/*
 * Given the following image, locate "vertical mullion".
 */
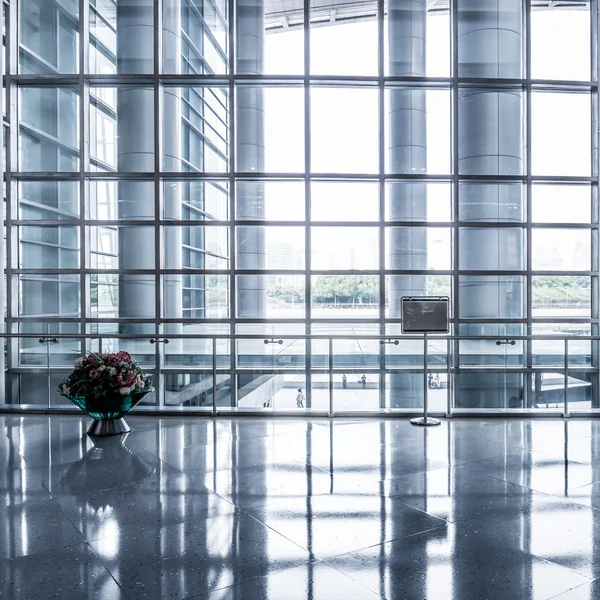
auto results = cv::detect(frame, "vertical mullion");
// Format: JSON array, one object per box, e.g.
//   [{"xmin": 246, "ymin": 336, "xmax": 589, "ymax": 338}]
[
  {"xmin": 79, "ymin": 0, "xmax": 89, "ymax": 353},
  {"xmin": 155, "ymin": 0, "xmax": 164, "ymax": 407},
  {"xmin": 5, "ymin": 0, "xmax": 17, "ymax": 371},
  {"xmin": 304, "ymin": 0, "xmax": 311, "ymax": 407},
  {"xmin": 525, "ymin": 0, "xmax": 533, "ymax": 407},
  {"xmin": 591, "ymin": 0, "xmax": 599, "ymax": 406},
  {"xmin": 451, "ymin": 0, "xmax": 459, "ymax": 408},
  {"xmin": 0, "ymin": 0, "xmax": 6, "ymax": 398},
  {"xmin": 377, "ymin": 0, "xmax": 385, "ymax": 409},
  {"xmin": 228, "ymin": 0, "xmax": 237, "ymax": 408}
]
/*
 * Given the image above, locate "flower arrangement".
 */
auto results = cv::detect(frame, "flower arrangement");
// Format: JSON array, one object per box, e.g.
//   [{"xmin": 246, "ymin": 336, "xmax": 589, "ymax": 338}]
[{"xmin": 59, "ymin": 351, "xmax": 153, "ymax": 400}]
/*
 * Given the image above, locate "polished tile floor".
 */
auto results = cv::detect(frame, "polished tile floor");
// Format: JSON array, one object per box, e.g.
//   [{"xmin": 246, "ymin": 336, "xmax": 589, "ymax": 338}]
[{"xmin": 3, "ymin": 416, "xmax": 600, "ymax": 599}]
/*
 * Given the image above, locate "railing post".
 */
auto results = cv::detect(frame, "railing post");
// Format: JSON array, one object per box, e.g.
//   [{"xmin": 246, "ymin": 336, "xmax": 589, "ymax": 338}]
[
  {"xmin": 328, "ymin": 338, "xmax": 334, "ymax": 417},
  {"xmin": 212, "ymin": 337, "xmax": 217, "ymax": 416},
  {"xmin": 564, "ymin": 338, "xmax": 570, "ymax": 417},
  {"xmin": 446, "ymin": 337, "xmax": 452, "ymax": 417}
]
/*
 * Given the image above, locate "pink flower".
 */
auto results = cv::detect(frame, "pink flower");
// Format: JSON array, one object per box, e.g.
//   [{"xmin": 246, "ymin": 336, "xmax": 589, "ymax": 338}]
[
  {"xmin": 119, "ymin": 387, "xmax": 131, "ymax": 395},
  {"xmin": 89, "ymin": 369, "xmax": 100, "ymax": 379}
]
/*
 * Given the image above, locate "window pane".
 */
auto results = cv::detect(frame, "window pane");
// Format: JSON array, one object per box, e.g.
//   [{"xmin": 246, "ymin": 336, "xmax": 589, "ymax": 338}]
[
  {"xmin": 264, "ymin": 16, "xmax": 303, "ymax": 75},
  {"xmin": 457, "ymin": 0, "xmax": 523, "ymax": 78},
  {"xmin": 89, "ymin": 226, "xmax": 155, "ymax": 270},
  {"xmin": 311, "ymin": 87, "xmax": 378, "ymax": 174},
  {"xmin": 169, "ymin": 0, "xmax": 227, "ymax": 74},
  {"xmin": 311, "ymin": 275, "xmax": 379, "ymax": 319},
  {"xmin": 384, "ymin": 2, "xmax": 450, "ymax": 78},
  {"xmin": 532, "ymin": 229, "xmax": 590, "ymax": 271},
  {"xmin": 531, "ymin": 4, "xmax": 591, "ymax": 81},
  {"xmin": 312, "ymin": 182, "xmax": 378, "ymax": 222},
  {"xmin": 386, "ymin": 227, "xmax": 451, "ymax": 270},
  {"xmin": 19, "ymin": 181, "xmax": 79, "ymax": 220},
  {"xmin": 236, "ymin": 226, "xmax": 304, "ymax": 270},
  {"xmin": 19, "ymin": 87, "xmax": 79, "ymax": 172},
  {"xmin": 532, "ymin": 185, "xmax": 591, "ymax": 224},
  {"xmin": 458, "ymin": 87, "xmax": 523, "ymax": 176},
  {"xmin": 459, "ymin": 182, "xmax": 525, "ymax": 223},
  {"xmin": 532, "ymin": 92, "xmax": 591, "ymax": 177},
  {"xmin": 90, "ymin": 86, "xmax": 154, "ymax": 173},
  {"xmin": 19, "ymin": 226, "xmax": 79, "ymax": 269},
  {"xmin": 19, "ymin": 274, "xmax": 80, "ymax": 317},
  {"xmin": 459, "ymin": 228, "xmax": 525, "ymax": 270},
  {"xmin": 459, "ymin": 276, "xmax": 524, "ymax": 319},
  {"xmin": 19, "ymin": 0, "xmax": 78, "ymax": 74},
  {"xmin": 236, "ymin": 275, "xmax": 305, "ymax": 318},
  {"xmin": 386, "ymin": 88, "xmax": 451, "ymax": 175},
  {"xmin": 236, "ymin": 181, "xmax": 303, "ymax": 221},
  {"xmin": 164, "ymin": 274, "xmax": 229, "ymax": 319},
  {"xmin": 532, "ymin": 276, "xmax": 591, "ymax": 318},
  {"xmin": 311, "ymin": 17, "xmax": 377, "ymax": 76},
  {"xmin": 385, "ymin": 275, "xmax": 451, "ymax": 318},
  {"xmin": 90, "ymin": 0, "xmax": 153, "ymax": 74},
  {"xmin": 168, "ymin": 226, "xmax": 230, "ymax": 270},
  {"xmin": 312, "ymin": 227, "xmax": 379, "ymax": 270},
  {"xmin": 91, "ymin": 181, "xmax": 155, "ymax": 220},
  {"xmin": 386, "ymin": 182, "xmax": 452, "ymax": 223},
  {"xmin": 236, "ymin": 87, "xmax": 303, "ymax": 173},
  {"xmin": 163, "ymin": 86, "xmax": 228, "ymax": 172}
]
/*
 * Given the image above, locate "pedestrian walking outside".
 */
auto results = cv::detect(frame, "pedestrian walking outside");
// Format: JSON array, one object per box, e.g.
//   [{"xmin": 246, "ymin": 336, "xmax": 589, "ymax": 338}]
[
  {"xmin": 296, "ymin": 388, "xmax": 305, "ymax": 408},
  {"xmin": 360, "ymin": 375, "xmax": 367, "ymax": 389},
  {"xmin": 342, "ymin": 375, "xmax": 347, "ymax": 389}
]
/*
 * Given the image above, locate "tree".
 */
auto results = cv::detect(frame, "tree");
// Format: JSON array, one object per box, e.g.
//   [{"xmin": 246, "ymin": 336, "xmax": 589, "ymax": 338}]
[{"xmin": 312, "ymin": 275, "xmax": 378, "ymax": 304}]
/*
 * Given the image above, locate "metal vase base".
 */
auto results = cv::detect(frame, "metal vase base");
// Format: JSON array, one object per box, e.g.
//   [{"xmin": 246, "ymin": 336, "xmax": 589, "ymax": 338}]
[
  {"xmin": 410, "ymin": 417, "xmax": 441, "ymax": 427},
  {"xmin": 87, "ymin": 418, "xmax": 131, "ymax": 436}
]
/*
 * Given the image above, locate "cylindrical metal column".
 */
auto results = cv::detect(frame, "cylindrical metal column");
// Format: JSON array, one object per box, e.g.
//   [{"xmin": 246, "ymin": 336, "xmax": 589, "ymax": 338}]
[
  {"xmin": 236, "ymin": 0, "xmax": 266, "ymax": 319},
  {"xmin": 117, "ymin": 0, "xmax": 156, "ymax": 334},
  {"xmin": 457, "ymin": 0, "xmax": 524, "ymax": 408},
  {"xmin": 387, "ymin": 0, "xmax": 427, "ymax": 408}
]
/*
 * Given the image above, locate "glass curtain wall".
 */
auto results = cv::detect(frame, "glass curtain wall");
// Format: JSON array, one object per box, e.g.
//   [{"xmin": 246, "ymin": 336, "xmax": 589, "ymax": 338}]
[{"xmin": 2, "ymin": 0, "xmax": 598, "ymax": 411}]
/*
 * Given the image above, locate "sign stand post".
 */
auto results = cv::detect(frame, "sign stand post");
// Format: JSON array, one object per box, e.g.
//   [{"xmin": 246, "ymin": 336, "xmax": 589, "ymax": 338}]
[{"xmin": 411, "ymin": 331, "xmax": 441, "ymax": 427}]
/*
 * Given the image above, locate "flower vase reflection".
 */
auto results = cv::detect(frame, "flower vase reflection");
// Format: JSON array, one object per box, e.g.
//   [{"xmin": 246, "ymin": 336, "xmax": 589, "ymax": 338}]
[{"xmin": 60, "ymin": 434, "xmax": 156, "ymax": 510}]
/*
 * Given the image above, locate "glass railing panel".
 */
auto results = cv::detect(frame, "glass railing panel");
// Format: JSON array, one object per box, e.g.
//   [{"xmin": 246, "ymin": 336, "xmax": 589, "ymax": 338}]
[
  {"xmin": 532, "ymin": 370, "xmax": 565, "ymax": 410},
  {"xmin": 454, "ymin": 370, "xmax": 526, "ymax": 411},
  {"xmin": 335, "ymin": 372, "xmax": 380, "ymax": 412},
  {"xmin": 310, "ymin": 373, "xmax": 330, "ymax": 411},
  {"xmin": 164, "ymin": 337, "xmax": 212, "ymax": 368},
  {"xmin": 566, "ymin": 369, "xmax": 596, "ymax": 412},
  {"xmin": 49, "ymin": 336, "xmax": 85, "ymax": 408},
  {"xmin": 383, "ymin": 371, "xmax": 424, "ymax": 411},
  {"xmin": 233, "ymin": 371, "xmax": 276, "ymax": 412},
  {"xmin": 272, "ymin": 373, "xmax": 308, "ymax": 411},
  {"xmin": 163, "ymin": 371, "xmax": 215, "ymax": 410},
  {"xmin": 457, "ymin": 324, "xmax": 525, "ymax": 368}
]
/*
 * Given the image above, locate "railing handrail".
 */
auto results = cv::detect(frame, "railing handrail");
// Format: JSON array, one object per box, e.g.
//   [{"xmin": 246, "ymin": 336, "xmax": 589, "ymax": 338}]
[{"xmin": 3, "ymin": 333, "xmax": 599, "ymax": 341}]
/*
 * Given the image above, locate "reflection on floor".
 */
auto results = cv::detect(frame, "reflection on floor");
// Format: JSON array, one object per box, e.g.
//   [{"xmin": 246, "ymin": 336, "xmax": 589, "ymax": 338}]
[{"xmin": 2, "ymin": 416, "xmax": 600, "ymax": 599}]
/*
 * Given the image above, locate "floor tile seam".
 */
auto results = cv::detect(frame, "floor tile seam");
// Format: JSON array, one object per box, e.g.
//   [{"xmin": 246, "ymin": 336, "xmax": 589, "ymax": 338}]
[
  {"xmin": 76, "ymin": 497, "xmax": 241, "ymax": 545},
  {"xmin": 481, "ymin": 470, "xmax": 600, "ymax": 498},
  {"xmin": 440, "ymin": 516, "xmax": 600, "ymax": 575},
  {"xmin": 317, "ymin": 523, "xmax": 451, "ymax": 565},
  {"xmin": 546, "ymin": 579, "xmax": 600, "ymax": 600},
  {"xmin": 188, "ymin": 458, "xmax": 332, "ymax": 478},
  {"xmin": 239, "ymin": 509, "xmax": 326, "ymax": 560},
  {"xmin": 83, "ymin": 540, "xmax": 134, "ymax": 600},
  {"xmin": 525, "ymin": 553, "xmax": 595, "ymax": 583},
  {"xmin": 178, "ymin": 559, "xmax": 348, "ymax": 600}
]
